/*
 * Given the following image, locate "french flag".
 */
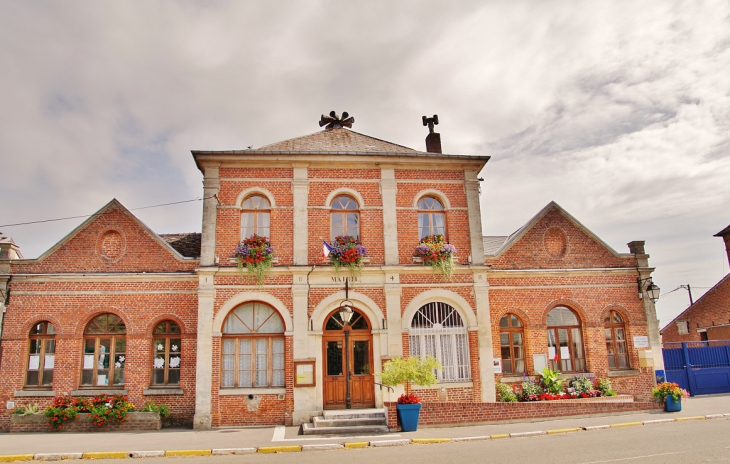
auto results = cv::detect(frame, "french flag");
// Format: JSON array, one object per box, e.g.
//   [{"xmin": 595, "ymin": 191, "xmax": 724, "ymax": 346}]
[{"xmin": 322, "ymin": 240, "xmax": 332, "ymax": 259}]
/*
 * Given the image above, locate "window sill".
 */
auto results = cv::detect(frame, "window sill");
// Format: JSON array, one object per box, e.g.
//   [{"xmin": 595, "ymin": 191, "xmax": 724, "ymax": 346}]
[
  {"xmin": 412, "ymin": 256, "xmax": 459, "ymax": 264},
  {"xmin": 143, "ymin": 388, "xmax": 184, "ymax": 396},
  {"xmin": 227, "ymin": 257, "xmax": 280, "ymax": 265},
  {"xmin": 71, "ymin": 389, "xmax": 128, "ymax": 396},
  {"xmin": 219, "ymin": 388, "xmax": 286, "ymax": 396},
  {"xmin": 607, "ymin": 369, "xmax": 641, "ymax": 378},
  {"xmin": 15, "ymin": 390, "xmax": 56, "ymax": 397},
  {"xmin": 499, "ymin": 376, "xmax": 527, "ymax": 383}
]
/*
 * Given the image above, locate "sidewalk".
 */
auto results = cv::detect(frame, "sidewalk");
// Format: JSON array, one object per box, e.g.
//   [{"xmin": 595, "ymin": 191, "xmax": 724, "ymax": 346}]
[{"xmin": 1, "ymin": 394, "xmax": 729, "ymax": 459}]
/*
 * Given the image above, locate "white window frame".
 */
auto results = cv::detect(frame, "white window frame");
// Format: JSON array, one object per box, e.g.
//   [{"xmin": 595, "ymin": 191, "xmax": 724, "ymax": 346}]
[{"xmin": 409, "ymin": 302, "xmax": 471, "ymax": 382}]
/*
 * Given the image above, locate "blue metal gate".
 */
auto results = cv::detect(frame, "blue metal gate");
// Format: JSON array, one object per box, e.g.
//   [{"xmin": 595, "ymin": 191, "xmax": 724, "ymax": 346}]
[{"xmin": 662, "ymin": 341, "xmax": 730, "ymax": 396}]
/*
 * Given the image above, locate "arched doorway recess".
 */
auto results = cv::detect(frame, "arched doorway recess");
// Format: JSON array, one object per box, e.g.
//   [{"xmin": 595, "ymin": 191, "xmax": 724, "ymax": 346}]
[{"xmin": 322, "ymin": 308, "xmax": 375, "ymax": 409}]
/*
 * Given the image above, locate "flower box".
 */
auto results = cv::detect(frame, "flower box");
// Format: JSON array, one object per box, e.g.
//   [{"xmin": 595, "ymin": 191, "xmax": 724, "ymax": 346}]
[{"xmin": 9, "ymin": 412, "xmax": 161, "ymax": 433}]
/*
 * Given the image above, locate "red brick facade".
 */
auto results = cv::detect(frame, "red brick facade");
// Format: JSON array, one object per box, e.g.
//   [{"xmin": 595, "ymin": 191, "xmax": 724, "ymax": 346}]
[{"xmin": 0, "ymin": 126, "xmax": 661, "ymax": 431}]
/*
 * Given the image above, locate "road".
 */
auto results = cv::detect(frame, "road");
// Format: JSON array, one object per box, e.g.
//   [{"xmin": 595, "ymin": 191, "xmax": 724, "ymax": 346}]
[{"xmin": 84, "ymin": 419, "xmax": 730, "ymax": 463}]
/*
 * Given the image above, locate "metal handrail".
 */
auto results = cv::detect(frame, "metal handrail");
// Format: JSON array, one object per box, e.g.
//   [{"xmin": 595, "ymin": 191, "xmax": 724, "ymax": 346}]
[{"xmin": 374, "ymin": 382, "xmax": 394, "ymax": 392}]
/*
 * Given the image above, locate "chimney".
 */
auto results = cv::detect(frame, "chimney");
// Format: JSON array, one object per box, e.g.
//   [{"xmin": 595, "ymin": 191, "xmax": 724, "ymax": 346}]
[
  {"xmin": 422, "ymin": 115, "xmax": 442, "ymax": 154},
  {"xmin": 713, "ymin": 225, "xmax": 730, "ymax": 267}
]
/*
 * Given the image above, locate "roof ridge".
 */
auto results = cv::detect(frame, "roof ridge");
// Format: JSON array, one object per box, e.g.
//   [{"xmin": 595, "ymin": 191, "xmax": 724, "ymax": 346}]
[{"xmin": 255, "ymin": 127, "xmax": 422, "ymax": 153}]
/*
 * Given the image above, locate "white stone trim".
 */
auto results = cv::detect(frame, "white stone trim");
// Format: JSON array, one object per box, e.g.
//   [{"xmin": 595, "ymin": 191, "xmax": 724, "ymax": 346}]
[
  {"xmin": 234, "ymin": 187, "xmax": 277, "ymax": 208},
  {"xmin": 310, "ymin": 291, "xmax": 385, "ymax": 331},
  {"xmin": 213, "ymin": 292, "xmax": 293, "ymax": 333},
  {"xmin": 324, "ymin": 188, "xmax": 366, "ymax": 208},
  {"xmin": 412, "ymin": 189, "xmax": 452, "ymax": 210},
  {"xmin": 401, "ymin": 289, "xmax": 477, "ymax": 330}
]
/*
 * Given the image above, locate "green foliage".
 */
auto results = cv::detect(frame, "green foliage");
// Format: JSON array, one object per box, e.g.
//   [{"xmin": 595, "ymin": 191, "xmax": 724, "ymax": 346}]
[
  {"xmin": 652, "ymin": 382, "xmax": 689, "ymax": 402},
  {"xmin": 141, "ymin": 401, "xmax": 171, "ymax": 418},
  {"xmin": 595, "ymin": 378, "xmax": 616, "ymax": 396},
  {"xmin": 570, "ymin": 376, "xmax": 594, "ymax": 394},
  {"xmin": 521, "ymin": 378, "xmax": 543, "ymax": 396},
  {"xmin": 540, "ymin": 367, "xmax": 564, "ymax": 394},
  {"xmin": 379, "ymin": 356, "xmax": 441, "ymax": 395},
  {"xmin": 496, "ymin": 383, "xmax": 518, "ymax": 402},
  {"xmin": 43, "ymin": 394, "xmax": 134, "ymax": 431}
]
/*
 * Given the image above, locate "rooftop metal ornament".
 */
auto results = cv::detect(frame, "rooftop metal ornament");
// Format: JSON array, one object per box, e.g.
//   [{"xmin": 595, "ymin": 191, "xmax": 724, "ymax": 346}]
[
  {"xmin": 319, "ymin": 111, "xmax": 354, "ymax": 129},
  {"xmin": 422, "ymin": 114, "xmax": 439, "ymax": 134}
]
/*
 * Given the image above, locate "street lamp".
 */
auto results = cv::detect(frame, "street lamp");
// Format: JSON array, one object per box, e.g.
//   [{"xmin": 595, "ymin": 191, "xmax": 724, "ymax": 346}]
[
  {"xmin": 638, "ymin": 277, "xmax": 661, "ymax": 303},
  {"xmin": 339, "ymin": 278, "xmax": 354, "ymax": 408}
]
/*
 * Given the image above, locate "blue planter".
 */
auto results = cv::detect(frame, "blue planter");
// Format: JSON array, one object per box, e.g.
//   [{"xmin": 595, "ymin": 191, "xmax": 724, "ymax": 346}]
[
  {"xmin": 665, "ymin": 395, "xmax": 681, "ymax": 412},
  {"xmin": 396, "ymin": 403, "xmax": 422, "ymax": 432}
]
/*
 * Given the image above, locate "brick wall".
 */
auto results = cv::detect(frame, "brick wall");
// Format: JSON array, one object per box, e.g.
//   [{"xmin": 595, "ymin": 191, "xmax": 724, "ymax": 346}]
[
  {"xmin": 8, "ymin": 412, "xmax": 161, "ymax": 433},
  {"xmin": 661, "ymin": 275, "xmax": 730, "ymax": 343},
  {"xmin": 384, "ymin": 400, "xmax": 663, "ymax": 429}
]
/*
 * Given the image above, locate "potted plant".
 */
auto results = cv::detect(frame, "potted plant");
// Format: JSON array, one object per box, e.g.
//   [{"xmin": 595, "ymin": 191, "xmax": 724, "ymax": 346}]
[
  {"xmin": 652, "ymin": 382, "xmax": 689, "ymax": 412},
  {"xmin": 379, "ymin": 356, "xmax": 441, "ymax": 431},
  {"xmin": 414, "ymin": 235, "xmax": 456, "ymax": 280},
  {"xmin": 329, "ymin": 235, "xmax": 367, "ymax": 279},
  {"xmin": 234, "ymin": 234, "xmax": 274, "ymax": 286}
]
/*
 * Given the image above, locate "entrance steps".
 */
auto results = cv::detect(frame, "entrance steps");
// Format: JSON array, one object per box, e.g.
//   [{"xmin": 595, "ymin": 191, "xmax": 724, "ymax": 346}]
[{"xmin": 301, "ymin": 408, "xmax": 389, "ymax": 435}]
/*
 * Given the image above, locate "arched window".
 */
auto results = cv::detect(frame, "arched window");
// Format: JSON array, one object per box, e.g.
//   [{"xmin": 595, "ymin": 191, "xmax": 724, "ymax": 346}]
[
  {"xmin": 222, "ymin": 302, "xmax": 285, "ymax": 388},
  {"xmin": 241, "ymin": 195, "xmax": 271, "ymax": 239},
  {"xmin": 409, "ymin": 302, "xmax": 471, "ymax": 381},
  {"xmin": 605, "ymin": 310, "xmax": 629, "ymax": 369},
  {"xmin": 81, "ymin": 314, "xmax": 126, "ymax": 387},
  {"xmin": 26, "ymin": 321, "xmax": 55, "ymax": 388},
  {"xmin": 417, "ymin": 196, "xmax": 446, "ymax": 239},
  {"xmin": 547, "ymin": 306, "xmax": 585, "ymax": 372},
  {"xmin": 330, "ymin": 195, "xmax": 359, "ymax": 241},
  {"xmin": 499, "ymin": 314, "xmax": 524, "ymax": 375},
  {"xmin": 152, "ymin": 321, "xmax": 182, "ymax": 386}
]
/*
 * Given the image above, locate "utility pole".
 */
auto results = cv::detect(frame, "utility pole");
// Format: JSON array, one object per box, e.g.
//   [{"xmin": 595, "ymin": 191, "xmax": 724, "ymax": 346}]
[{"xmin": 680, "ymin": 284, "xmax": 694, "ymax": 306}]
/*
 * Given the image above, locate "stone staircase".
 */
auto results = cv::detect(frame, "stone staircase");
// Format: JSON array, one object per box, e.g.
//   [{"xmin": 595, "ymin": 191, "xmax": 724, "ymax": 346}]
[{"xmin": 301, "ymin": 408, "xmax": 389, "ymax": 435}]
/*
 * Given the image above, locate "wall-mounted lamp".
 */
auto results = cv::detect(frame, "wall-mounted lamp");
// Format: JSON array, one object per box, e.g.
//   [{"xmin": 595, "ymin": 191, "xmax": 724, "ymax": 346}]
[{"xmin": 637, "ymin": 277, "xmax": 661, "ymax": 303}]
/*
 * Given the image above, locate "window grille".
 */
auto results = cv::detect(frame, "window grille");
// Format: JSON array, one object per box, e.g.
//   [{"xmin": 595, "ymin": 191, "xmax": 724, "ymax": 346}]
[{"xmin": 409, "ymin": 302, "xmax": 471, "ymax": 382}]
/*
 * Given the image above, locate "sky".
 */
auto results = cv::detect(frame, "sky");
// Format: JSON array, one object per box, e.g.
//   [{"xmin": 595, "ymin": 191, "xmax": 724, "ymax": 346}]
[{"xmin": 1, "ymin": 1, "xmax": 728, "ymax": 327}]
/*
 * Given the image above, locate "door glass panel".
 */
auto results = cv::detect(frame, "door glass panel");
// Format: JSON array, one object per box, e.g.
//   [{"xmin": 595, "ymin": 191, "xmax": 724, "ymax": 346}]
[
  {"xmin": 513, "ymin": 332, "xmax": 523, "ymax": 345},
  {"xmin": 327, "ymin": 341, "xmax": 343, "ymax": 376},
  {"xmin": 353, "ymin": 341, "xmax": 370, "ymax": 375}
]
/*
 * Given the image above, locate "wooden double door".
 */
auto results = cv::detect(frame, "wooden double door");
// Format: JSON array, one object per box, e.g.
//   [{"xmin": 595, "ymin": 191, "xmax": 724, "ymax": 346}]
[{"xmin": 322, "ymin": 309, "xmax": 374, "ymax": 409}]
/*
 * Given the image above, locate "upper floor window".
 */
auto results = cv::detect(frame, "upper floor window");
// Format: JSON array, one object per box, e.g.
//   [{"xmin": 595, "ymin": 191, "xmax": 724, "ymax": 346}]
[
  {"xmin": 152, "ymin": 321, "xmax": 182, "ymax": 386},
  {"xmin": 409, "ymin": 302, "xmax": 471, "ymax": 382},
  {"xmin": 330, "ymin": 195, "xmax": 359, "ymax": 241},
  {"xmin": 241, "ymin": 195, "xmax": 271, "ymax": 239},
  {"xmin": 417, "ymin": 196, "xmax": 445, "ymax": 239},
  {"xmin": 26, "ymin": 321, "xmax": 55, "ymax": 388},
  {"xmin": 499, "ymin": 314, "xmax": 525, "ymax": 375},
  {"xmin": 547, "ymin": 306, "xmax": 585, "ymax": 373},
  {"xmin": 604, "ymin": 311, "xmax": 629, "ymax": 369},
  {"xmin": 81, "ymin": 313, "xmax": 126, "ymax": 387},
  {"xmin": 221, "ymin": 302, "xmax": 285, "ymax": 388}
]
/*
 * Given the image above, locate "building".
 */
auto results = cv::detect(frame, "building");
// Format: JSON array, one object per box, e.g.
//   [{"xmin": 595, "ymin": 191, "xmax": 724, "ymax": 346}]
[
  {"xmin": 660, "ymin": 225, "xmax": 730, "ymax": 342},
  {"xmin": 0, "ymin": 113, "xmax": 663, "ymax": 430}
]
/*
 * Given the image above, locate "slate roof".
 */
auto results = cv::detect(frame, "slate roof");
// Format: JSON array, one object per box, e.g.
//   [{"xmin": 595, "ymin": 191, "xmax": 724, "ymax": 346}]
[
  {"xmin": 714, "ymin": 225, "xmax": 730, "ymax": 237},
  {"xmin": 159, "ymin": 233, "xmax": 202, "ymax": 259},
  {"xmin": 255, "ymin": 128, "xmax": 421, "ymax": 153},
  {"xmin": 482, "ymin": 236, "xmax": 508, "ymax": 255}
]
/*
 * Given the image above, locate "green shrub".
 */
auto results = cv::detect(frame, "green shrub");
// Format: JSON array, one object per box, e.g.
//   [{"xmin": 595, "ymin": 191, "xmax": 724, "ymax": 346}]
[
  {"xmin": 595, "ymin": 378, "xmax": 616, "ymax": 396},
  {"xmin": 540, "ymin": 367, "xmax": 564, "ymax": 394},
  {"xmin": 570, "ymin": 376, "xmax": 593, "ymax": 394},
  {"xmin": 521, "ymin": 378, "xmax": 543, "ymax": 396},
  {"xmin": 141, "ymin": 402, "xmax": 171, "ymax": 418},
  {"xmin": 496, "ymin": 383, "xmax": 518, "ymax": 402}
]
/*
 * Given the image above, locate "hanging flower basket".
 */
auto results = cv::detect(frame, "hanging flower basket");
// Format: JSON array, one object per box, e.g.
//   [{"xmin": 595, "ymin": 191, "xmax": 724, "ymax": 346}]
[
  {"xmin": 233, "ymin": 235, "xmax": 274, "ymax": 286},
  {"xmin": 414, "ymin": 235, "xmax": 456, "ymax": 280},
  {"xmin": 329, "ymin": 235, "xmax": 367, "ymax": 279}
]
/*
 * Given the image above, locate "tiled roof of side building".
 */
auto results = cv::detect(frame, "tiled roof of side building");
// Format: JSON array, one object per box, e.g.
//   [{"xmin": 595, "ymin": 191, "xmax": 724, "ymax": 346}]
[
  {"xmin": 255, "ymin": 128, "xmax": 422, "ymax": 153},
  {"xmin": 483, "ymin": 236, "xmax": 509, "ymax": 255},
  {"xmin": 159, "ymin": 233, "xmax": 201, "ymax": 259},
  {"xmin": 714, "ymin": 225, "xmax": 730, "ymax": 237}
]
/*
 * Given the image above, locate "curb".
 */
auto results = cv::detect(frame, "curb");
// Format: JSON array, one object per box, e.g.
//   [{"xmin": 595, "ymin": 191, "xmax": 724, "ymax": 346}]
[{"xmin": 0, "ymin": 413, "xmax": 725, "ymax": 462}]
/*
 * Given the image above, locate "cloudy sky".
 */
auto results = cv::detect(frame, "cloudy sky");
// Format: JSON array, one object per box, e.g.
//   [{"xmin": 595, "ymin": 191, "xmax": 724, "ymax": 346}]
[{"xmin": 1, "ymin": 1, "xmax": 728, "ymax": 326}]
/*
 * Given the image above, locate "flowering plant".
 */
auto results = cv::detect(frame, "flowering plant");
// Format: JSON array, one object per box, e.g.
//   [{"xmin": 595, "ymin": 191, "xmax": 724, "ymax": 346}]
[
  {"xmin": 397, "ymin": 393, "xmax": 422, "ymax": 404},
  {"xmin": 652, "ymin": 382, "xmax": 689, "ymax": 403},
  {"xmin": 329, "ymin": 235, "xmax": 367, "ymax": 279},
  {"xmin": 414, "ymin": 235, "xmax": 456, "ymax": 280},
  {"xmin": 234, "ymin": 234, "xmax": 274, "ymax": 286},
  {"xmin": 43, "ymin": 394, "xmax": 133, "ymax": 430}
]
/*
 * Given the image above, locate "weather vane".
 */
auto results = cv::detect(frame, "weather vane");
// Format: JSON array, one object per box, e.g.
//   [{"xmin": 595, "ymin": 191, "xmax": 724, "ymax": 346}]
[
  {"xmin": 422, "ymin": 114, "xmax": 439, "ymax": 134},
  {"xmin": 319, "ymin": 111, "xmax": 355, "ymax": 129}
]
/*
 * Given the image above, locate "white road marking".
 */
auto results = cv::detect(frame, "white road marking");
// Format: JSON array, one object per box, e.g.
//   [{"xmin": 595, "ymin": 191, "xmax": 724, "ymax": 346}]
[
  {"xmin": 271, "ymin": 425, "xmax": 399, "ymax": 442},
  {"xmin": 580, "ymin": 451, "xmax": 687, "ymax": 463}
]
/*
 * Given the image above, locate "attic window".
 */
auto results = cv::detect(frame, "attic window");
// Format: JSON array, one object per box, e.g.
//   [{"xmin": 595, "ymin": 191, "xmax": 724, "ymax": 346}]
[{"xmin": 676, "ymin": 320, "xmax": 689, "ymax": 335}]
